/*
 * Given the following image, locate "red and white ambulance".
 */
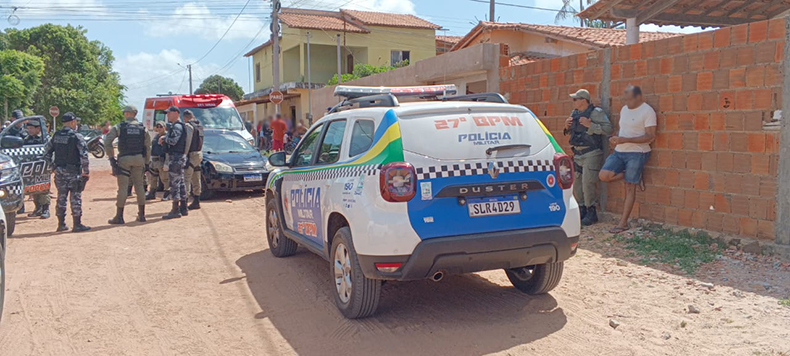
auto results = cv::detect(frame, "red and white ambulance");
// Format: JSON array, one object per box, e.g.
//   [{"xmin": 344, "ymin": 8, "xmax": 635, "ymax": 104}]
[{"xmin": 142, "ymin": 94, "xmax": 254, "ymax": 145}]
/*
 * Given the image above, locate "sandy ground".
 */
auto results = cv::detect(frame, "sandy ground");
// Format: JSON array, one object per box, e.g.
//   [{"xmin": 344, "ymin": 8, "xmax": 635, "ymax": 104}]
[{"xmin": 1, "ymin": 160, "xmax": 789, "ymax": 356}]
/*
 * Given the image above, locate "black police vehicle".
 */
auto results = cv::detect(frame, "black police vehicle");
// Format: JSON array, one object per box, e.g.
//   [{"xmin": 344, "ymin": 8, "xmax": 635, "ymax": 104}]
[
  {"xmin": 200, "ymin": 129, "xmax": 268, "ymax": 199},
  {"xmin": 0, "ymin": 116, "xmax": 51, "ymax": 235}
]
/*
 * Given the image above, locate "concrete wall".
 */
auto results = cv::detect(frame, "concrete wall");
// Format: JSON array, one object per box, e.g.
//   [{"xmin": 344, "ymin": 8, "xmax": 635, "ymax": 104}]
[
  {"xmin": 309, "ymin": 43, "xmax": 506, "ymax": 117},
  {"xmin": 501, "ymin": 19, "xmax": 785, "ymax": 242},
  {"xmin": 461, "ymin": 28, "xmax": 596, "ymax": 57}
]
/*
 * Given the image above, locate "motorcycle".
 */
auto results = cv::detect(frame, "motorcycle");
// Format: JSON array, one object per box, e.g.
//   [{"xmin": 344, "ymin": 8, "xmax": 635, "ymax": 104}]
[{"xmin": 86, "ymin": 135, "xmax": 105, "ymax": 159}]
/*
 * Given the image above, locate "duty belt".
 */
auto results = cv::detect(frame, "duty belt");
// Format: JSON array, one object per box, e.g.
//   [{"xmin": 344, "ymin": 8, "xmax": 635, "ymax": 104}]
[{"xmin": 572, "ymin": 146, "xmax": 599, "ymax": 156}]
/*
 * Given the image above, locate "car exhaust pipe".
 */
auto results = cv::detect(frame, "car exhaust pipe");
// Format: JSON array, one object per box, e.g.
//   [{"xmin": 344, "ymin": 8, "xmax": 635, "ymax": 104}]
[{"xmin": 431, "ymin": 271, "xmax": 444, "ymax": 282}]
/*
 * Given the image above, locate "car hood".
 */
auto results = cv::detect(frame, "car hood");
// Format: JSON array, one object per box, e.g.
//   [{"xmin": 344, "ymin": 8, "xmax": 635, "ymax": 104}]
[{"xmin": 203, "ymin": 151, "xmax": 268, "ymax": 169}]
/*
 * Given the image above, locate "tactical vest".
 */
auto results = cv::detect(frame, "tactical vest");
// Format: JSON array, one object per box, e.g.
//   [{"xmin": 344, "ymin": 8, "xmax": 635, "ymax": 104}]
[
  {"xmin": 24, "ymin": 135, "xmax": 45, "ymax": 145},
  {"xmin": 118, "ymin": 121, "xmax": 146, "ymax": 157},
  {"xmin": 167, "ymin": 121, "xmax": 187, "ymax": 154},
  {"xmin": 188, "ymin": 121, "xmax": 204, "ymax": 153},
  {"xmin": 151, "ymin": 134, "xmax": 165, "ymax": 158},
  {"xmin": 52, "ymin": 129, "xmax": 81, "ymax": 167},
  {"xmin": 569, "ymin": 105, "xmax": 603, "ymax": 150}
]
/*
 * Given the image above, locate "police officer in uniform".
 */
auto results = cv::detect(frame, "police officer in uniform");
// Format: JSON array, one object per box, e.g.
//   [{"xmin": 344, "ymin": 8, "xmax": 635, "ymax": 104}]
[
  {"xmin": 182, "ymin": 110, "xmax": 204, "ymax": 210},
  {"xmin": 106, "ymin": 105, "xmax": 152, "ymax": 224},
  {"xmin": 23, "ymin": 120, "xmax": 52, "ymax": 219},
  {"xmin": 161, "ymin": 106, "xmax": 188, "ymax": 219},
  {"xmin": 42, "ymin": 112, "xmax": 91, "ymax": 232},
  {"xmin": 8, "ymin": 110, "xmax": 27, "ymax": 138},
  {"xmin": 564, "ymin": 89, "xmax": 613, "ymax": 226},
  {"xmin": 145, "ymin": 122, "xmax": 169, "ymax": 200}
]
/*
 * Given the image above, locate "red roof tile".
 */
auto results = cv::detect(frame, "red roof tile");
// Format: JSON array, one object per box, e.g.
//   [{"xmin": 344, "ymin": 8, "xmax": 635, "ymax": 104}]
[
  {"xmin": 341, "ymin": 9, "xmax": 441, "ymax": 30},
  {"xmin": 436, "ymin": 35, "xmax": 463, "ymax": 44},
  {"xmin": 279, "ymin": 8, "xmax": 368, "ymax": 33}
]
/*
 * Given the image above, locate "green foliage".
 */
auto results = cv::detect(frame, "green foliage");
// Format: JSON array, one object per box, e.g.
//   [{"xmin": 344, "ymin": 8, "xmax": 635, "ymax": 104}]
[
  {"xmin": 327, "ymin": 61, "xmax": 407, "ymax": 85},
  {"xmin": 3, "ymin": 24, "xmax": 124, "ymax": 126},
  {"xmin": 0, "ymin": 50, "xmax": 44, "ymax": 119},
  {"xmin": 195, "ymin": 75, "xmax": 245, "ymax": 101},
  {"xmin": 780, "ymin": 298, "xmax": 790, "ymax": 307},
  {"xmin": 612, "ymin": 224, "xmax": 724, "ymax": 274}
]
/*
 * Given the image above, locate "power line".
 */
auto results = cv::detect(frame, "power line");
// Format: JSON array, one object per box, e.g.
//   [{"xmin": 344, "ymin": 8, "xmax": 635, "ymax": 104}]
[
  {"xmin": 467, "ymin": 0, "xmax": 563, "ymax": 13},
  {"xmin": 192, "ymin": 0, "xmax": 252, "ymax": 65}
]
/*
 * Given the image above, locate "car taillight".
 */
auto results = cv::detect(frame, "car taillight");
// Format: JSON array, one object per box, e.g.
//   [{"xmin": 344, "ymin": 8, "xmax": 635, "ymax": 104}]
[
  {"xmin": 379, "ymin": 162, "xmax": 416, "ymax": 202},
  {"xmin": 553, "ymin": 153, "xmax": 574, "ymax": 190}
]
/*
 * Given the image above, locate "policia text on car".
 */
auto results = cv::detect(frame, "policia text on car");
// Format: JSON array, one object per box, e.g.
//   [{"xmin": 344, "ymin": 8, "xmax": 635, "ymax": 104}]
[
  {"xmin": 42, "ymin": 112, "xmax": 91, "ymax": 233},
  {"xmin": 106, "ymin": 105, "xmax": 152, "ymax": 224}
]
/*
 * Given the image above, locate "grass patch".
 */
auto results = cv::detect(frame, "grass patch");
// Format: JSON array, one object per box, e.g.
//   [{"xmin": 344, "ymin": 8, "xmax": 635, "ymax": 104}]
[
  {"xmin": 780, "ymin": 298, "xmax": 790, "ymax": 307},
  {"xmin": 612, "ymin": 224, "xmax": 724, "ymax": 274}
]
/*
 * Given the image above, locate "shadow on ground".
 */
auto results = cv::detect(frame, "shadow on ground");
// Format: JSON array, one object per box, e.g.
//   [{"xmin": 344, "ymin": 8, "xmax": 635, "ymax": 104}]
[{"xmin": 235, "ymin": 249, "xmax": 566, "ymax": 355}]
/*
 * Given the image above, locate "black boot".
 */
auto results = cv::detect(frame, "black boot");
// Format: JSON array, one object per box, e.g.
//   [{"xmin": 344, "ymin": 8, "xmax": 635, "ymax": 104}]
[
  {"xmin": 187, "ymin": 195, "xmax": 200, "ymax": 210},
  {"xmin": 40, "ymin": 204, "xmax": 50, "ymax": 219},
  {"xmin": 179, "ymin": 199, "xmax": 189, "ymax": 216},
  {"xmin": 582, "ymin": 206, "xmax": 599, "ymax": 226},
  {"xmin": 17, "ymin": 205, "xmax": 25, "ymax": 214},
  {"xmin": 56, "ymin": 215, "xmax": 69, "ymax": 232},
  {"xmin": 162, "ymin": 201, "xmax": 181, "ymax": 219},
  {"xmin": 145, "ymin": 191, "xmax": 156, "ymax": 201},
  {"xmin": 27, "ymin": 205, "xmax": 42, "ymax": 217},
  {"xmin": 579, "ymin": 205, "xmax": 588, "ymax": 220},
  {"xmin": 108, "ymin": 207, "xmax": 125, "ymax": 225},
  {"xmin": 162, "ymin": 191, "xmax": 171, "ymax": 201},
  {"xmin": 72, "ymin": 216, "xmax": 91, "ymax": 232},
  {"xmin": 136, "ymin": 205, "xmax": 146, "ymax": 222}
]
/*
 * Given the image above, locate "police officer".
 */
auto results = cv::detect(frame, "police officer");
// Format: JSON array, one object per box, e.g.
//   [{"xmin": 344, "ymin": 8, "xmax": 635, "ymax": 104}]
[
  {"xmin": 182, "ymin": 110, "xmax": 204, "ymax": 210},
  {"xmin": 161, "ymin": 106, "xmax": 188, "ymax": 219},
  {"xmin": 42, "ymin": 112, "xmax": 91, "ymax": 232},
  {"xmin": 8, "ymin": 110, "xmax": 27, "ymax": 138},
  {"xmin": 23, "ymin": 120, "xmax": 52, "ymax": 219},
  {"xmin": 145, "ymin": 122, "xmax": 170, "ymax": 201},
  {"xmin": 106, "ymin": 105, "xmax": 151, "ymax": 224},
  {"xmin": 564, "ymin": 89, "xmax": 613, "ymax": 226}
]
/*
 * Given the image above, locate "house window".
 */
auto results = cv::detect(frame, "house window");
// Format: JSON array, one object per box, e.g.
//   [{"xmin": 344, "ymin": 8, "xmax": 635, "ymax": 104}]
[
  {"xmin": 255, "ymin": 63, "xmax": 261, "ymax": 82},
  {"xmin": 390, "ymin": 50, "xmax": 410, "ymax": 66}
]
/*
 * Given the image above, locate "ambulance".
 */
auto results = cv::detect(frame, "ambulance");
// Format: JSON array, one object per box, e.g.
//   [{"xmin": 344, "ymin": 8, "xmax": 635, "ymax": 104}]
[
  {"xmin": 142, "ymin": 94, "xmax": 254, "ymax": 146},
  {"xmin": 264, "ymin": 85, "xmax": 580, "ymax": 319}
]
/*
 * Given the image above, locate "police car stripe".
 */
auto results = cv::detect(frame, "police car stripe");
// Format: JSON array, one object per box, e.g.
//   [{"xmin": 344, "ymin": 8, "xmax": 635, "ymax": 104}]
[
  {"xmin": 281, "ymin": 164, "xmax": 381, "ymax": 182},
  {"xmin": 414, "ymin": 160, "xmax": 554, "ymax": 180},
  {"xmin": 4, "ymin": 146, "xmax": 46, "ymax": 157}
]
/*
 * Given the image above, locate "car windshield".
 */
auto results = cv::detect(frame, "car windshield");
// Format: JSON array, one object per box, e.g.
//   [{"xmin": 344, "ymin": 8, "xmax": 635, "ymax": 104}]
[
  {"xmin": 203, "ymin": 131, "xmax": 257, "ymax": 154},
  {"xmin": 182, "ymin": 106, "xmax": 244, "ymax": 131}
]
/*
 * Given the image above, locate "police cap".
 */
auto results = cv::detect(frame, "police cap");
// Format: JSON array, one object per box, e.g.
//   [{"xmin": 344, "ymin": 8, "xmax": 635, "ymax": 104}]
[
  {"xmin": 123, "ymin": 105, "xmax": 138, "ymax": 113},
  {"xmin": 26, "ymin": 120, "xmax": 41, "ymax": 127},
  {"xmin": 62, "ymin": 112, "xmax": 77, "ymax": 123},
  {"xmin": 11, "ymin": 109, "xmax": 24, "ymax": 120},
  {"xmin": 569, "ymin": 89, "xmax": 591, "ymax": 102},
  {"xmin": 165, "ymin": 106, "xmax": 180, "ymax": 113}
]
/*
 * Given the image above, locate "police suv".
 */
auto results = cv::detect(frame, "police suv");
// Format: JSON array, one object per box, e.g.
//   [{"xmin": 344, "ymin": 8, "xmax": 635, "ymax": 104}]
[{"xmin": 265, "ymin": 85, "xmax": 580, "ymax": 319}]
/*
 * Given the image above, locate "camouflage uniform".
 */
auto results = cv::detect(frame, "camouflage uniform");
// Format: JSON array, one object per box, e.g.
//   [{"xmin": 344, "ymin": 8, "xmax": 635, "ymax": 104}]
[
  {"xmin": 23, "ymin": 133, "xmax": 51, "ymax": 212},
  {"xmin": 164, "ymin": 119, "xmax": 187, "ymax": 202},
  {"xmin": 43, "ymin": 126, "xmax": 90, "ymax": 223}
]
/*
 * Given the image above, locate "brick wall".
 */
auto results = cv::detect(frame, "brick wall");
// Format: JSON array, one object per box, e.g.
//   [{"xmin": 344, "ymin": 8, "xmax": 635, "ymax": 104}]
[{"xmin": 500, "ymin": 19, "xmax": 784, "ymax": 241}]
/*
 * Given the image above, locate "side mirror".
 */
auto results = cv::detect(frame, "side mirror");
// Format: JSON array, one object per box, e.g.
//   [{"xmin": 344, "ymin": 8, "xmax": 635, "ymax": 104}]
[
  {"xmin": 268, "ymin": 151, "xmax": 287, "ymax": 167},
  {"xmin": 1, "ymin": 135, "xmax": 24, "ymax": 149}
]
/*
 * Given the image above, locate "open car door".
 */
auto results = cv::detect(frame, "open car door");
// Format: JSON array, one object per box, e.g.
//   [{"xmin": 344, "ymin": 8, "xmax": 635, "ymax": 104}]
[{"xmin": 1, "ymin": 116, "xmax": 53, "ymax": 196}]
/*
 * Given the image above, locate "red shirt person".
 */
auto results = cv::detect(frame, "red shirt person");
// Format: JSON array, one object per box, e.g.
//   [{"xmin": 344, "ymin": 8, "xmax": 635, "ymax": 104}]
[{"xmin": 270, "ymin": 114, "xmax": 287, "ymax": 151}]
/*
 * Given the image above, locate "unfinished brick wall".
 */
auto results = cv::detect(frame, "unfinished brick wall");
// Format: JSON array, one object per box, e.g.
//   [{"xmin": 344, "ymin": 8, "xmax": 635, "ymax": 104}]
[{"xmin": 500, "ymin": 19, "xmax": 784, "ymax": 241}]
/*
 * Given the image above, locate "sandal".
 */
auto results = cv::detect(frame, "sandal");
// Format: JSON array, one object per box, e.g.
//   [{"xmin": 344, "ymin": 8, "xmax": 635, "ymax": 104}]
[{"xmin": 609, "ymin": 226, "xmax": 630, "ymax": 234}]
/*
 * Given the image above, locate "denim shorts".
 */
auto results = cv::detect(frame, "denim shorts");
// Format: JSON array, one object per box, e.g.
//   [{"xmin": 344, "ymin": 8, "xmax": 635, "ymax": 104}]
[{"xmin": 602, "ymin": 151, "xmax": 651, "ymax": 184}]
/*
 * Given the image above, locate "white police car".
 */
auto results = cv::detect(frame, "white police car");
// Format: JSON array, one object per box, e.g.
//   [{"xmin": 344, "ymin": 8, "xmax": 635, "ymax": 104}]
[{"xmin": 265, "ymin": 85, "xmax": 580, "ymax": 318}]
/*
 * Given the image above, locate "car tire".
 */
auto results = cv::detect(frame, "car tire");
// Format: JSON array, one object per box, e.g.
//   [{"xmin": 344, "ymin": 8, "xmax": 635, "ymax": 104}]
[
  {"xmin": 265, "ymin": 198, "xmax": 297, "ymax": 257},
  {"xmin": 6, "ymin": 213, "xmax": 16, "ymax": 237},
  {"xmin": 331, "ymin": 227, "xmax": 381, "ymax": 319},
  {"xmin": 505, "ymin": 262, "xmax": 564, "ymax": 295}
]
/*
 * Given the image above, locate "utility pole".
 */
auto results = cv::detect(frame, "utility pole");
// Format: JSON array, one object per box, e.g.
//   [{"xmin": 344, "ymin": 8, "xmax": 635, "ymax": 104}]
[
  {"xmin": 336, "ymin": 34, "xmax": 342, "ymax": 84},
  {"xmin": 307, "ymin": 31, "xmax": 312, "ymax": 123},
  {"xmin": 489, "ymin": 0, "xmax": 495, "ymax": 22},
  {"xmin": 580, "ymin": 0, "xmax": 584, "ymax": 27},
  {"xmin": 272, "ymin": 0, "xmax": 281, "ymax": 114},
  {"xmin": 187, "ymin": 64, "xmax": 193, "ymax": 95}
]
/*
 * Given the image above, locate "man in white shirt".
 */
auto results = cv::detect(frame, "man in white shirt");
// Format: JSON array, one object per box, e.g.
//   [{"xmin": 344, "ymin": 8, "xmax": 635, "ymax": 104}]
[{"xmin": 599, "ymin": 85, "xmax": 657, "ymax": 233}]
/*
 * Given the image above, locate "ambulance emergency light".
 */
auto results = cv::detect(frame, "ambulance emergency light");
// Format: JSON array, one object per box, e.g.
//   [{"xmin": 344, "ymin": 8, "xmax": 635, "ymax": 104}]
[{"xmin": 334, "ymin": 85, "xmax": 458, "ymax": 99}]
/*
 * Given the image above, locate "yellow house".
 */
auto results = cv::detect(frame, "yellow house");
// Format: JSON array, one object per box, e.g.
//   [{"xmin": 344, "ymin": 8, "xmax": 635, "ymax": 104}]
[{"xmin": 238, "ymin": 8, "xmax": 440, "ymax": 127}]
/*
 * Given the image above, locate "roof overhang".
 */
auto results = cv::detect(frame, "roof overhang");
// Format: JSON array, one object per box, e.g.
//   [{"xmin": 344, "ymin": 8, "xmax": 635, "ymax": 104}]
[
  {"xmin": 242, "ymin": 82, "xmax": 326, "ymax": 101},
  {"xmin": 577, "ymin": 0, "xmax": 790, "ymax": 28}
]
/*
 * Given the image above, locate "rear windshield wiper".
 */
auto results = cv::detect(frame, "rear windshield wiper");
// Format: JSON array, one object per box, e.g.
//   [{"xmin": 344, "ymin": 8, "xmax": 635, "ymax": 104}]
[{"xmin": 485, "ymin": 144, "xmax": 531, "ymax": 156}]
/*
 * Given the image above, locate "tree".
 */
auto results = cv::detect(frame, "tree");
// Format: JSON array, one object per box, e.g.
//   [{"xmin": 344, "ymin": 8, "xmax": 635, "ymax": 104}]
[
  {"xmin": 327, "ymin": 61, "xmax": 407, "ymax": 85},
  {"xmin": 194, "ymin": 75, "xmax": 244, "ymax": 101},
  {"xmin": 0, "ymin": 50, "xmax": 44, "ymax": 120},
  {"xmin": 4, "ymin": 24, "xmax": 124, "ymax": 126}
]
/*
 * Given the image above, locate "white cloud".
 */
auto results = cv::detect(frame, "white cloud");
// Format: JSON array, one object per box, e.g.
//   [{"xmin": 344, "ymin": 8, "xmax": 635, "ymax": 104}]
[
  {"xmin": 144, "ymin": 3, "xmax": 267, "ymax": 40},
  {"xmin": 641, "ymin": 24, "xmax": 709, "ymax": 34},
  {"xmin": 287, "ymin": 0, "xmax": 416, "ymax": 14},
  {"xmin": 116, "ymin": 49, "xmax": 224, "ymax": 108}
]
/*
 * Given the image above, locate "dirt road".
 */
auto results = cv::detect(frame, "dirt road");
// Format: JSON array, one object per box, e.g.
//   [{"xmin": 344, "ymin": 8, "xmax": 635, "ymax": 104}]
[{"xmin": 1, "ymin": 164, "xmax": 789, "ymax": 356}]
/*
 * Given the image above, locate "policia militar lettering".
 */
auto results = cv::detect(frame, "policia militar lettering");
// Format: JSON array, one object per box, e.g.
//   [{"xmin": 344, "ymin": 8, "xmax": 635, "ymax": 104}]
[
  {"xmin": 106, "ymin": 105, "xmax": 152, "ymax": 224},
  {"xmin": 183, "ymin": 110, "xmax": 204, "ymax": 210},
  {"xmin": 42, "ymin": 112, "xmax": 91, "ymax": 233},
  {"xmin": 161, "ymin": 106, "xmax": 188, "ymax": 219},
  {"xmin": 563, "ymin": 89, "xmax": 613, "ymax": 226},
  {"xmin": 24, "ymin": 120, "xmax": 51, "ymax": 219}
]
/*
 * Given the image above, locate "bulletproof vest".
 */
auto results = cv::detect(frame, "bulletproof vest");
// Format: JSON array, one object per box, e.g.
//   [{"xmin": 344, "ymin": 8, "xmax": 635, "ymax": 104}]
[
  {"xmin": 118, "ymin": 121, "xmax": 146, "ymax": 157},
  {"xmin": 167, "ymin": 121, "xmax": 187, "ymax": 154},
  {"xmin": 569, "ymin": 105, "xmax": 603, "ymax": 150},
  {"xmin": 188, "ymin": 121, "xmax": 204, "ymax": 153},
  {"xmin": 151, "ymin": 134, "xmax": 165, "ymax": 158},
  {"xmin": 52, "ymin": 129, "xmax": 81, "ymax": 166},
  {"xmin": 24, "ymin": 135, "xmax": 45, "ymax": 145}
]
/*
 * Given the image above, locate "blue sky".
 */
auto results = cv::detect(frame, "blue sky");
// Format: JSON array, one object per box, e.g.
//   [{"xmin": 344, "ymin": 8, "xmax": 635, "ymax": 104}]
[{"xmin": 2, "ymin": 0, "xmax": 700, "ymax": 109}]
